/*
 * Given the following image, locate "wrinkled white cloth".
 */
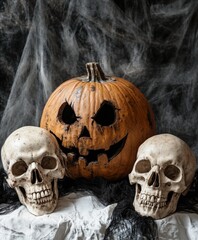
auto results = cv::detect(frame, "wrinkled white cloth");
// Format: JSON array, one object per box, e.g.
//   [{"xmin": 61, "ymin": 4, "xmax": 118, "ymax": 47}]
[
  {"xmin": 156, "ymin": 212, "xmax": 198, "ymax": 240},
  {"xmin": 0, "ymin": 193, "xmax": 198, "ymax": 240},
  {"xmin": 0, "ymin": 192, "xmax": 116, "ymax": 240}
]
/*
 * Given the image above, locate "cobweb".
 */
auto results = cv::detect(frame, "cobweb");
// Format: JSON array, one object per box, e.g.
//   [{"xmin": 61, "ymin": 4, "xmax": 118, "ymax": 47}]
[{"xmin": 1, "ymin": 0, "xmax": 198, "ymax": 156}]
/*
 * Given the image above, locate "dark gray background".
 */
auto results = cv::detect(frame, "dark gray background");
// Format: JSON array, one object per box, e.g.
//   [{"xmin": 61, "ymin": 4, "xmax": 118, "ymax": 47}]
[{"xmin": 0, "ymin": 0, "xmax": 198, "ymax": 166}]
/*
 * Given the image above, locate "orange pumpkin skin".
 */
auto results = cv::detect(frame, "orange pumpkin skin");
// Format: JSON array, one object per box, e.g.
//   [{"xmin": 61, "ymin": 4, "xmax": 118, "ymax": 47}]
[{"xmin": 40, "ymin": 63, "xmax": 155, "ymax": 181}]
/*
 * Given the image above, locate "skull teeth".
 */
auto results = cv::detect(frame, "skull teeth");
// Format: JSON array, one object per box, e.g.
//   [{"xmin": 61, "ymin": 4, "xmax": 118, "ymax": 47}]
[
  {"xmin": 139, "ymin": 199, "xmax": 167, "ymax": 208},
  {"xmin": 27, "ymin": 189, "xmax": 53, "ymax": 202},
  {"xmin": 34, "ymin": 194, "xmax": 53, "ymax": 205},
  {"xmin": 139, "ymin": 193, "xmax": 167, "ymax": 208}
]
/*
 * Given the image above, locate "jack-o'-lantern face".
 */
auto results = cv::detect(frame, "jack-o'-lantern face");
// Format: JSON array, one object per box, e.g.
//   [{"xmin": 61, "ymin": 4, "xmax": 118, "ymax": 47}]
[
  {"xmin": 40, "ymin": 62, "xmax": 155, "ymax": 180},
  {"xmin": 58, "ymin": 99, "xmax": 127, "ymax": 160}
]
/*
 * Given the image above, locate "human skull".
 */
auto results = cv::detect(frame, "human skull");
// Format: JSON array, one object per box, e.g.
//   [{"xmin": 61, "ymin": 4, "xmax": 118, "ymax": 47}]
[
  {"xmin": 1, "ymin": 126, "xmax": 66, "ymax": 216},
  {"xmin": 129, "ymin": 133, "xmax": 196, "ymax": 219}
]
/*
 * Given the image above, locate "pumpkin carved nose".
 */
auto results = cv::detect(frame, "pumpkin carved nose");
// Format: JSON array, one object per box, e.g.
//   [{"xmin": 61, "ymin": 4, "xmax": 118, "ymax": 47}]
[{"xmin": 79, "ymin": 126, "xmax": 90, "ymax": 138}]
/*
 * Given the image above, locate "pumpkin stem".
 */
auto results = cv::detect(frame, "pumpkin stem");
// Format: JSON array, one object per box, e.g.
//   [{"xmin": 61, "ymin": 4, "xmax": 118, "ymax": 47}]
[{"xmin": 86, "ymin": 62, "xmax": 107, "ymax": 82}]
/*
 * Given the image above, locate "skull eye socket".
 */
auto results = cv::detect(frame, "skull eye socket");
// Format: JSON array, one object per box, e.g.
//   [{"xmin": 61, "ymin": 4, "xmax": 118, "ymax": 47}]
[
  {"xmin": 135, "ymin": 160, "xmax": 151, "ymax": 173},
  {"xmin": 41, "ymin": 157, "xmax": 57, "ymax": 170},
  {"xmin": 92, "ymin": 100, "xmax": 116, "ymax": 126},
  {"xmin": 12, "ymin": 160, "xmax": 28, "ymax": 176},
  {"xmin": 164, "ymin": 165, "xmax": 180, "ymax": 181},
  {"xmin": 58, "ymin": 102, "xmax": 77, "ymax": 125}
]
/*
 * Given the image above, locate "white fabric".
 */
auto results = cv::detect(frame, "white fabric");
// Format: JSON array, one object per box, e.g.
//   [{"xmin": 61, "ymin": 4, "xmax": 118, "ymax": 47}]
[
  {"xmin": 156, "ymin": 212, "xmax": 198, "ymax": 240},
  {"xmin": 0, "ymin": 192, "xmax": 116, "ymax": 240},
  {"xmin": 0, "ymin": 192, "xmax": 198, "ymax": 240}
]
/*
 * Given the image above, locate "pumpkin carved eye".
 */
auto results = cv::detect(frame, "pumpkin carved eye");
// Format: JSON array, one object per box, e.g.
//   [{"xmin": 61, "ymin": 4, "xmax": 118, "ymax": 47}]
[
  {"xmin": 92, "ymin": 100, "xmax": 116, "ymax": 126},
  {"xmin": 58, "ymin": 102, "xmax": 78, "ymax": 124}
]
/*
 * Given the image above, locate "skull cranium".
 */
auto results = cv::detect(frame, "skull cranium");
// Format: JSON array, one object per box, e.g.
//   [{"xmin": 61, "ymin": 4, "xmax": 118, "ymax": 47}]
[
  {"xmin": 1, "ymin": 126, "xmax": 66, "ymax": 216},
  {"xmin": 128, "ymin": 133, "xmax": 196, "ymax": 219}
]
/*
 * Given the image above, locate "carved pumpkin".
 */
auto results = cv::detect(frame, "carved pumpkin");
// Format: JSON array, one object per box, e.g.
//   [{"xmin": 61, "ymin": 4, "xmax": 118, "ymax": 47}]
[{"xmin": 40, "ymin": 62, "xmax": 155, "ymax": 181}]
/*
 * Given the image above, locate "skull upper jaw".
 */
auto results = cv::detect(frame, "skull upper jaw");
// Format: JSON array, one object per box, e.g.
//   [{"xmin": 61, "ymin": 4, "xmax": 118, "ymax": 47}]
[
  {"xmin": 133, "ymin": 184, "xmax": 181, "ymax": 219},
  {"xmin": 14, "ymin": 179, "xmax": 59, "ymax": 216}
]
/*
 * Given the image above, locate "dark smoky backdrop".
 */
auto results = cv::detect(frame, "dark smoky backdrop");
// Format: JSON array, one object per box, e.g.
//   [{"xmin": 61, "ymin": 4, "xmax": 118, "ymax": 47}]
[{"xmin": 0, "ymin": 0, "xmax": 198, "ymax": 167}]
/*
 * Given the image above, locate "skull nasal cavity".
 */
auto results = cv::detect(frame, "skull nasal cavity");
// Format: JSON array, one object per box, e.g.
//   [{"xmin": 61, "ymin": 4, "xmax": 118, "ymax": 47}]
[
  {"xmin": 79, "ymin": 126, "xmax": 90, "ymax": 138},
  {"xmin": 31, "ymin": 169, "xmax": 42, "ymax": 184},
  {"xmin": 148, "ymin": 172, "xmax": 159, "ymax": 187}
]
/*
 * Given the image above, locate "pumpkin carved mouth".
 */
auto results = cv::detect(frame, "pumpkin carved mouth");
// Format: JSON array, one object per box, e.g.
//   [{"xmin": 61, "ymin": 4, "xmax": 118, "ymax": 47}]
[{"xmin": 52, "ymin": 132, "xmax": 127, "ymax": 165}]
